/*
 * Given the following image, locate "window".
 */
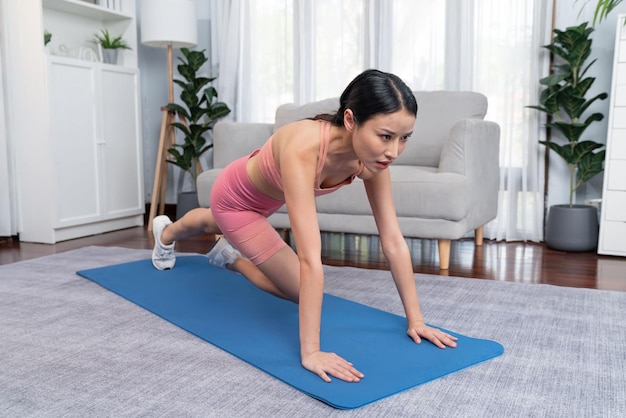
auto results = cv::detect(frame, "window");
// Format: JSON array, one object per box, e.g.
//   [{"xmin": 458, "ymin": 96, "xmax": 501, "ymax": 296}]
[{"xmin": 216, "ymin": 0, "xmax": 552, "ymax": 241}]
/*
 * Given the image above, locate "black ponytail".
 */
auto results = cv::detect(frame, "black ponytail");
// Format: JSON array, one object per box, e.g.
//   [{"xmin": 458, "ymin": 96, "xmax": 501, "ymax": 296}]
[{"xmin": 315, "ymin": 69, "xmax": 417, "ymax": 126}]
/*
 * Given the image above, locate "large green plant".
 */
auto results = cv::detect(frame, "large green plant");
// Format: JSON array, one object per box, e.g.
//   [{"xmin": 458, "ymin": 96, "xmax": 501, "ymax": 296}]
[
  {"xmin": 528, "ymin": 22, "xmax": 608, "ymax": 207},
  {"xmin": 166, "ymin": 48, "xmax": 231, "ymax": 189}
]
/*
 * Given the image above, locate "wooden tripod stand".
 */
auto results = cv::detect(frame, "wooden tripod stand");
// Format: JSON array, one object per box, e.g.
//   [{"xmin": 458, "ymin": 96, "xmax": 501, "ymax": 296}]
[
  {"xmin": 147, "ymin": 44, "xmax": 178, "ymax": 231},
  {"xmin": 147, "ymin": 106, "xmax": 176, "ymax": 231}
]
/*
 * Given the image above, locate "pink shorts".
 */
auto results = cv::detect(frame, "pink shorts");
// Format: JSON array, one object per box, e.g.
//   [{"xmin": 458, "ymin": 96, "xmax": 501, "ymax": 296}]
[{"xmin": 209, "ymin": 153, "xmax": 287, "ymax": 265}]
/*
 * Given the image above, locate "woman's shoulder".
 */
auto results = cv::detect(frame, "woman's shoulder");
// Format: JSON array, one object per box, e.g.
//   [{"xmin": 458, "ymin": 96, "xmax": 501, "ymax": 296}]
[
  {"xmin": 273, "ymin": 119, "xmax": 322, "ymax": 162},
  {"xmin": 274, "ymin": 119, "xmax": 321, "ymax": 145},
  {"xmin": 276, "ymin": 118, "xmax": 320, "ymax": 134}
]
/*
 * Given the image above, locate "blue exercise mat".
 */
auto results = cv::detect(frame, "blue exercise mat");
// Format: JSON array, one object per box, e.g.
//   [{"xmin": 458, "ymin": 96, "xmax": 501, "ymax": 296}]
[{"xmin": 77, "ymin": 255, "xmax": 503, "ymax": 409}]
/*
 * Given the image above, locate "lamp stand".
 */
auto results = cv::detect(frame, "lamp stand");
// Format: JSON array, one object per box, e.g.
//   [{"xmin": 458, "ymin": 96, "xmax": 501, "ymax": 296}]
[{"xmin": 148, "ymin": 44, "xmax": 177, "ymax": 231}]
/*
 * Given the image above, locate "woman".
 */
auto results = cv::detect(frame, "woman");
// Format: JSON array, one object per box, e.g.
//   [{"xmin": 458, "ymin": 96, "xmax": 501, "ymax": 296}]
[{"xmin": 151, "ymin": 69, "xmax": 457, "ymax": 383}]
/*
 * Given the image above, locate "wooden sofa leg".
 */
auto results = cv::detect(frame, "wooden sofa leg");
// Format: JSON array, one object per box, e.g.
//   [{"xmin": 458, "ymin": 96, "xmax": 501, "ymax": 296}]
[
  {"xmin": 475, "ymin": 226, "xmax": 484, "ymax": 246},
  {"xmin": 438, "ymin": 239, "xmax": 451, "ymax": 270}
]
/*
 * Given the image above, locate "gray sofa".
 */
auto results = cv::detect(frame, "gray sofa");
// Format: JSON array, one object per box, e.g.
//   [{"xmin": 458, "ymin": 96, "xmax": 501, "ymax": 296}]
[{"xmin": 197, "ymin": 91, "xmax": 500, "ymax": 269}]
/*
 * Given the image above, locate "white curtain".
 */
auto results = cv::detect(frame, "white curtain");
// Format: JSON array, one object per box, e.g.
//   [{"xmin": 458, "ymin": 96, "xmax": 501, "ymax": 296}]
[{"xmin": 214, "ymin": 0, "xmax": 553, "ymax": 242}]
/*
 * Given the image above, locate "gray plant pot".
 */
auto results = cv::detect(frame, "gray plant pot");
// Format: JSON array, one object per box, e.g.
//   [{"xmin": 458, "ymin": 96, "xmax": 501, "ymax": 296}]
[
  {"xmin": 545, "ymin": 204, "xmax": 599, "ymax": 252},
  {"xmin": 102, "ymin": 49, "xmax": 118, "ymax": 64},
  {"xmin": 176, "ymin": 191, "xmax": 200, "ymax": 220}
]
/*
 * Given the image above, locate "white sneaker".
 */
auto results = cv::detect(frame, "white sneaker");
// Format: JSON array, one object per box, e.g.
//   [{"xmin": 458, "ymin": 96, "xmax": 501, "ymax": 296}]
[
  {"xmin": 206, "ymin": 237, "xmax": 242, "ymax": 269},
  {"xmin": 152, "ymin": 215, "xmax": 176, "ymax": 270}
]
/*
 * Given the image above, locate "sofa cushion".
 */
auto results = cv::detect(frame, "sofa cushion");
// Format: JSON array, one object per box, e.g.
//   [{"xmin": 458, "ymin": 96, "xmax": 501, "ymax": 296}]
[
  {"xmin": 388, "ymin": 165, "xmax": 469, "ymax": 220},
  {"xmin": 313, "ymin": 165, "xmax": 469, "ymax": 221}
]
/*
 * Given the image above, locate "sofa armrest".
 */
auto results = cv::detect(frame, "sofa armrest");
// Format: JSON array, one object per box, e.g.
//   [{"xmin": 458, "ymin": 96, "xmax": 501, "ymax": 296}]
[
  {"xmin": 439, "ymin": 119, "xmax": 501, "ymax": 223},
  {"xmin": 213, "ymin": 121, "xmax": 274, "ymax": 168}
]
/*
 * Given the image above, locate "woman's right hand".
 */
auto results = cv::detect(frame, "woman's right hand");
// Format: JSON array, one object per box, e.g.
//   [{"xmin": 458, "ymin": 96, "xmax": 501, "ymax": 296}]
[{"xmin": 301, "ymin": 350, "xmax": 364, "ymax": 383}]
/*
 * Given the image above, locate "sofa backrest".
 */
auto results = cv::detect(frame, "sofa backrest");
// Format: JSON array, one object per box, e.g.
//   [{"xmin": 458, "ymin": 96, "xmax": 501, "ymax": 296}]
[
  {"xmin": 274, "ymin": 97, "xmax": 340, "ymax": 131},
  {"xmin": 407, "ymin": 91, "xmax": 487, "ymax": 166},
  {"xmin": 273, "ymin": 91, "xmax": 488, "ymax": 167}
]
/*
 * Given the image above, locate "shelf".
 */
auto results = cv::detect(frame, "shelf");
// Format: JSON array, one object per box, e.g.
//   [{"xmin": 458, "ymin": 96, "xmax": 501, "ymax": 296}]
[
  {"xmin": 43, "ymin": 0, "xmax": 132, "ymax": 22},
  {"xmin": 47, "ymin": 54, "xmax": 139, "ymax": 73}
]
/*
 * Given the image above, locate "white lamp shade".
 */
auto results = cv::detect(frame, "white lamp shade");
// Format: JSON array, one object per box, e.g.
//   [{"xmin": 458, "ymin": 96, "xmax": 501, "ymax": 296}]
[{"xmin": 141, "ymin": 0, "xmax": 198, "ymax": 48}]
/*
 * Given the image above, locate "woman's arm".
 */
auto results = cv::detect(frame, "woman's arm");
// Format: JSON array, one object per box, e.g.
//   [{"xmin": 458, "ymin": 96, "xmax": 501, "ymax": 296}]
[
  {"xmin": 278, "ymin": 122, "xmax": 364, "ymax": 382},
  {"xmin": 363, "ymin": 169, "xmax": 458, "ymax": 348}
]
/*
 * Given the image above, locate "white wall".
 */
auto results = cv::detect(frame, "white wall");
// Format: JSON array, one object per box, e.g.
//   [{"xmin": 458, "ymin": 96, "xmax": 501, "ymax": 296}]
[{"xmin": 548, "ymin": 2, "xmax": 626, "ymax": 208}]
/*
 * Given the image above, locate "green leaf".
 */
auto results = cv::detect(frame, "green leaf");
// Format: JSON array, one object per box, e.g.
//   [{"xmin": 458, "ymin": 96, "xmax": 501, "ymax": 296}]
[
  {"xmin": 578, "ymin": 94, "xmax": 608, "ymax": 117},
  {"xmin": 204, "ymin": 86, "xmax": 218, "ymax": 102},
  {"xmin": 583, "ymin": 111, "xmax": 604, "ymax": 125},
  {"xmin": 589, "ymin": 0, "xmax": 624, "ymax": 25},
  {"xmin": 526, "ymin": 105, "xmax": 551, "ymax": 114},
  {"xmin": 579, "ymin": 58, "xmax": 598, "ymax": 79},
  {"xmin": 546, "ymin": 121, "xmax": 587, "ymax": 144},
  {"xmin": 540, "ymin": 73, "xmax": 568, "ymax": 86},
  {"xmin": 194, "ymin": 77, "xmax": 212, "ymax": 92},
  {"xmin": 165, "ymin": 103, "xmax": 191, "ymax": 120},
  {"xmin": 539, "ymin": 140, "xmax": 574, "ymax": 162},
  {"xmin": 572, "ymin": 140, "xmax": 604, "ymax": 162},
  {"xmin": 171, "ymin": 122, "xmax": 191, "ymax": 137},
  {"xmin": 577, "ymin": 149, "xmax": 605, "ymax": 186},
  {"xmin": 208, "ymin": 102, "xmax": 231, "ymax": 120}
]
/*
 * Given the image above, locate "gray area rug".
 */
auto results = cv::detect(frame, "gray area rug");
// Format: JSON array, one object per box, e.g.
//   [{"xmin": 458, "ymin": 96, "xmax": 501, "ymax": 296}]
[{"xmin": 0, "ymin": 246, "xmax": 624, "ymax": 417}]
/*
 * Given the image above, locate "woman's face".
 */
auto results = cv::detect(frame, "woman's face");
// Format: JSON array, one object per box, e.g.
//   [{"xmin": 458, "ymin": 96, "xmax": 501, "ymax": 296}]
[{"xmin": 348, "ymin": 109, "xmax": 416, "ymax": 173}]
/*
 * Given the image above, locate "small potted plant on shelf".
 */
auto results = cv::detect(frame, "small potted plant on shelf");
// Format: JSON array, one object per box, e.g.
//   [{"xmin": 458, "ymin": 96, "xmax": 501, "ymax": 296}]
[
  {"xmin": 92, "ymin": 29, "xmax": 131, "ymax": 64},
  {"xmin": 166, "ymin": 48, "xmax": 231, "ymax": 219},
  {"xmin": 44, "ymin": 30, "xmax": 52, "ymax": 46},
  {"xmin": 528, "ymin": 22, "xmax": 608, "ymax": 251}
]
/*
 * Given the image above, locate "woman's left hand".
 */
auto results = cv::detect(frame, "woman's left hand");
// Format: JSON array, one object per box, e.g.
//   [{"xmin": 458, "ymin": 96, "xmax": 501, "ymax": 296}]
[{"xmin": 407, "ymin": 321, "xmax": 458, "ymax": 348}]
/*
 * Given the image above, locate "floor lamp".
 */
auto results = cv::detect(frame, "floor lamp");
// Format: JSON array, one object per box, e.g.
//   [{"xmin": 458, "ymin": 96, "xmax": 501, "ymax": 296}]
[{"xmin": 140, "ymin": 0, "xmax": 197, "ymax": 231}]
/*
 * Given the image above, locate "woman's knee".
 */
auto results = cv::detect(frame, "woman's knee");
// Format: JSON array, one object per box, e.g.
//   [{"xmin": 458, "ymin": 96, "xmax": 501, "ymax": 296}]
[{"xmin": 181, "ymin": 207, "xmax": 220, "ymax": 234}]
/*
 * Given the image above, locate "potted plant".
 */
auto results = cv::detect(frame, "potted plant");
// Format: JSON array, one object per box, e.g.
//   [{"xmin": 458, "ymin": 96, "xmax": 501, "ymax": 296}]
[
  {"xmin": 44, "ymin": 30, "xmax": 52, "ymax": 46},
  {"xmin": 92, "ymin": 29, "xmax": 131, "ymax": 64},
  {"xmin": 529, "ymin": 22, "xmax": 608, "ymax": 251},
  {"xmin": 166, "ymin": 48, "xmax": 231, "ymax": 219}
]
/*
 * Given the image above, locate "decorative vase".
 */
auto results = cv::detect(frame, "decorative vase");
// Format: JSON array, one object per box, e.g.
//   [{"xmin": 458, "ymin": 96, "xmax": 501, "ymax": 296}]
[
  {"xmin": 176, "ymin": 191, "xmax": 200, "ymax": 220},
  {"xmin": 102, "ymin": 49, "xmax": 118, "ymax": 65},
  {"xmin": 545, "ymin": 204, "xmax": 599, "ymax": 252}
]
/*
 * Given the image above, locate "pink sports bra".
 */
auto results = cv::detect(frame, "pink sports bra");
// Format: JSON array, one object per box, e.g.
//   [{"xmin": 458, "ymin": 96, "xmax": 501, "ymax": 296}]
[{"xmin": 255, "ymin": 120, "xmax": 364, "ymax": 197}]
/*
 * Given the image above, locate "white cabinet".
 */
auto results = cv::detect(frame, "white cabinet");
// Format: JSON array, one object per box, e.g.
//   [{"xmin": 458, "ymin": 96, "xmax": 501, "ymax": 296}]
[
  {"xmin": 48, "ymin": 57, "xmax": 143, "ymax": 236},
  {"xmin": 100, "ymin": 66, "xmax": 143, "ymax": 217},
  {"xmin": 599, "ymin": 14, "xmax": 626, "ymax": 256},
  {"xmin": 2, "ymin": 0, "xmax": 143, "ymax": 243},
  {"xmin": 49, "ymin": 59, "xmax": 100, "ymax": 225}
]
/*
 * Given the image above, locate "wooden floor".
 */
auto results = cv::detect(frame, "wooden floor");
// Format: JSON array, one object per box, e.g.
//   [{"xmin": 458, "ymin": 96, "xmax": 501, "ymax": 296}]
[{"xmin": 1, "ymin": 226, "xmax": 624, "ymax": 292}]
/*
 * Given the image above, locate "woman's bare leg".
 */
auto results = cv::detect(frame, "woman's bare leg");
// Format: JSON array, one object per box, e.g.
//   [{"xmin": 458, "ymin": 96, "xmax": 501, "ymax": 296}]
[
  {"xmin": 229, "ymin": 257, "xmax": 291, "ymax": 300},
  {"xmin": 160, "ymin": 208, "xmax": 221, "ymax": 245},
  {"xmin": 164, "ymin": 210, "xmax": 301, "ymax": 302},
  {"xmin": 229, "ymin": 245, "xmax": 301, "ymax": 303}
]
